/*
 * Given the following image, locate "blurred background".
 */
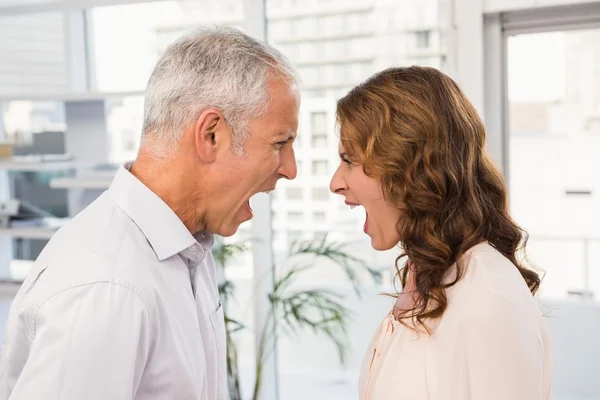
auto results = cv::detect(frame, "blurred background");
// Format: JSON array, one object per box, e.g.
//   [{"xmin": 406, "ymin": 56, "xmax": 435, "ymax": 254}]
[{"xmin": 0, "ymin": 0, "xmax": 599, "ymax": 399}]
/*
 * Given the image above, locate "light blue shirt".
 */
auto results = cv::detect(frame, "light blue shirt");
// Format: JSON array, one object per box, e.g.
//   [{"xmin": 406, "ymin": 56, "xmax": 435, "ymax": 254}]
[{"xmin": 0, "ymin": 165, "xmax": 227, "ymax": 400}]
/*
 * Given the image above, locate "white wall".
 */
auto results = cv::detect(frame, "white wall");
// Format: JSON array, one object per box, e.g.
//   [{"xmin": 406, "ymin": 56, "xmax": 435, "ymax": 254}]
[{"xmin": 448, "ymin": 0, "xmax": 485, "ymax": 116}]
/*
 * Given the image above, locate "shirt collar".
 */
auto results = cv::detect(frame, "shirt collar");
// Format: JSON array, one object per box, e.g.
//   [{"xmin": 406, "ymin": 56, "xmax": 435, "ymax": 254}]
[{"xmin": 108, "ymin": 163, "xmax": 214, "ymax": 262}]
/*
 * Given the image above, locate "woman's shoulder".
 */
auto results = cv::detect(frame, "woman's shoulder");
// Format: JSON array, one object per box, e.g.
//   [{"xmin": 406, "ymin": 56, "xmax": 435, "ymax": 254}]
[
  {"xmin": 444, "ymin": 241, "xmax": 543, "ymax": 322},
  {"xmin": 463, "ymin": 241, "xmax": 531, "ymax": 291}
]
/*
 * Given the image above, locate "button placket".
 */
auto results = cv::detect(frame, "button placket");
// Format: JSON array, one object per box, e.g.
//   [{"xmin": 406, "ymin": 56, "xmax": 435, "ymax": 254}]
[{"xmin": 183, "ymin": 244, "xmax": 205, "ymax": 299}]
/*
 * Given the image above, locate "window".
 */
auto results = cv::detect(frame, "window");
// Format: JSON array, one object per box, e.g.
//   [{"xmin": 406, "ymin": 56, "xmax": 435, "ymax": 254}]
[
  {"xmin": 1, "ymin": 101, "xmax": 66, "ymax": 145},
  {"xmin": 313, "ymin": 230, "xmax": 327, "ymax": 240},
  {"xmin": 333, "ymin": 64, "xmax": 351, "ymax": 83},
  {"xmin": 330, "ymin": 14, "xmax": 344, "ymax": 33},
  {"xmin": 105, "ymin": 96, "xmax": 144, "ymax": 163},
  {"xmin": 287, "ymin": 230, "xmax": 304, "ymax": 244},
  {"xmin": 120, "ymin": 129, "xmax": 137, "ymax": 152},
  {"xmin": 310, "ymin": 112, "xmax": 328, "ymax": 148},
  {"xmin": 311, "ymin": 112, "xmax": 328, "ymax": 134},
  {"xmin": 349, "ymin": 62, "xmax": 370, "ymax": 82},
  {"xmin": 311, "ymin": 187, "xmax": 330, "ymax": 201},
  {"xmin": 507, "ymin": 29, "xmax": 600, "ymax": 300},
  {"xmin": 313, "ymin": 211, "xmax": 326, "ymax": 222},
  {"xmin": 286, "ymin": 187, "xmax": 303, "ymax": 200},
  {"xmin": 313, "ymin": 66, "xmax": 326, "ymax": 83},
  {"xmin": 321, "ymin": 15, "xmax": 334, "ymax": 35},
  {"xmin": 0, "ymin": 12, "xmax": 68, "ymax": 96},
  {"xmin": 350, "ymin": 37, "xmax": 370, "ymax": 57},
  {"xmin": 268, "ymin": 20, "xmax": 287, "ymax": 37},
  {"xmin": 415, "ymin": 30, "xmax": 431, "ymax": 49},
  {"xmin": 311, "ymin": 134, "xmax": 328, "ymax": 148},
  {"xmin": 299, "ymin": 42, "xmax": 313, "ymax": 62},
  {"xmin": 325, "ymin": 39, "xmax": 350, "ymax": 60},
  {"xmin": 89, "ymin": 1, "xmax": 244, "ymax": 92},
  {"xmin": 287, "ymin": 211, "xmax": 303, "ymax": 222},
  {"xmin": 311, "ymin": 160, "xmax": 329, "ymax": 176},
  {"xmin": 344, "ymin": 12, "xmax": 363, "ymax": 33},
  {"xmin": 313, "ymin": 42, "xmax": 325, "ymax": 59}
]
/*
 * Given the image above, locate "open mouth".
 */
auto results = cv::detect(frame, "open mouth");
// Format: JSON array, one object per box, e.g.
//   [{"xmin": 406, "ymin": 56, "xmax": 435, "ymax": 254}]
[
  {"xmin": 245, "ymin": 188, "xmax": 276, "ymax": 217},
  {"xmin": 346, "ymin": 201, "xmax": 369, "ymax": 233}
]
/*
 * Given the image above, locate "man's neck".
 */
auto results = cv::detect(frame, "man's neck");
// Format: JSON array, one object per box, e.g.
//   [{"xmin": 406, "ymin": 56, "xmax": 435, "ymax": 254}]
[{"xmin": 129, "ymin": 152, "xmax": 207, "ymax": 234}]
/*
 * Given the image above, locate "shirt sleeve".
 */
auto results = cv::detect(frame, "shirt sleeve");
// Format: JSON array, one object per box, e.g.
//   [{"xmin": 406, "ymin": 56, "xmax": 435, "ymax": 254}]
[
  {"xmin": 463, "ymin": 295, "xmax": 547, "ymax": 400},
  {"xmin": 9, "ymin": 281, "xmax": 151, "ymax": 400}
]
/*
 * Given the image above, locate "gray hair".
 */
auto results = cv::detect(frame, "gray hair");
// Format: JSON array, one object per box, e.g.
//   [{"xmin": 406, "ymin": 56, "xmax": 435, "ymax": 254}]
[{"xmin": 142, "ymin": 25, "xmax": 299, "ymax": 157}]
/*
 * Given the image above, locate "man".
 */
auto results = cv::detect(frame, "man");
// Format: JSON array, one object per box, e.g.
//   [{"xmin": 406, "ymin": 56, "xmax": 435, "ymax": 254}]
[{"xmin": 0, "ymin": 26, "xmax": 300, "ymax": 399}]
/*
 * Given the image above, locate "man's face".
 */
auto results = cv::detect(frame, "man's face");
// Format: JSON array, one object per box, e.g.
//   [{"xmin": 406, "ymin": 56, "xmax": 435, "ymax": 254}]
[{"xmin": 210, "ymin": 78, "xmax": 300, "ymax": 237}]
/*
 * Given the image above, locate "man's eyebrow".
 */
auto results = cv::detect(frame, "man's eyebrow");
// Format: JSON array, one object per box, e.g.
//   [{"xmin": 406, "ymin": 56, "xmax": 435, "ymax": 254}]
[{"xmin": 275, "ymin": 132, "xmax": 296, "ymax": 141}]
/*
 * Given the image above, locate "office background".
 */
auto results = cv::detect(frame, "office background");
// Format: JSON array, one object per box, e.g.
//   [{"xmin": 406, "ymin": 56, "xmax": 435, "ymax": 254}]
[{"xmin": 0, "ymin": 0, "xmax": 600, "ymax": 399}]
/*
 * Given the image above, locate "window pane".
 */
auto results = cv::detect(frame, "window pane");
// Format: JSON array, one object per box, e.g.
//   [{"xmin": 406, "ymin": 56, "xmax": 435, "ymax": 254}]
[
  {"xmin": 311, "ymin": 160, "xmax": 329, "ymax": 176},
  {"xmin": 287, "ymin": 229, "xmax": 304, "ymax": 244},
  {"xmin": 0, "ymin": 12, "xmax": 67, "ymax": 96},
  {"xmin": 105, "ymin": 96, "xmax": 144, "ymax": 164},
  {"xmin": 286, "ymin": 187, "xmax": 303, "ymax": 200},
  {"xmin": 507, "ymin": 29, "xmax": 600, "ymax": 300},
  {"xmin": 311, "ymin": 134, "xmax": 328, "ymax": 148},
  {"xmin": 1, "ymin": 101, "xmax": 66, "ymax": 145},
  {"xmin": 287, "ymin": 211, "xmax": 303, "ymax": 222},
  {"xmin": 89, "ymin": 0, "xmax": 244, "ymax": 92},
  {"xmin": 313, "ymin": 211, "xmax": 326, "ymax": 223},
  {"xmin": 311, "ymin": 111, "xmax": 328, "ymax": 133},
  {"xmin": 415, "ymin": 30, "xmax": 431, "ymax": 49},
  {"xmin": 311, "ymin": 187, "xmax": 329, "ymax": 201}
]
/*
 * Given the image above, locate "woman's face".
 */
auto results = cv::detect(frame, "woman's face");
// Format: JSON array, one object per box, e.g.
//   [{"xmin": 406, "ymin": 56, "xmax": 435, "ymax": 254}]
[{"xmin": 329, "ymin": 144, "xmax": 402, "ymax": 251}]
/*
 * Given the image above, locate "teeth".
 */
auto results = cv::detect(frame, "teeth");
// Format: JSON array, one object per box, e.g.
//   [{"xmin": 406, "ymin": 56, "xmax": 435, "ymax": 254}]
[{"xmin": 350, "ymin": 205, "xmax": 357, "ymax": 209}]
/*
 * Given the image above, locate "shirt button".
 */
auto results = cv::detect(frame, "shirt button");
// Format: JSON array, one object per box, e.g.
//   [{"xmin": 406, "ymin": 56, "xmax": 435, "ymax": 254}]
[{"xmin": 189, "ymin": 244, "xmax": 204, "ymax": 263}]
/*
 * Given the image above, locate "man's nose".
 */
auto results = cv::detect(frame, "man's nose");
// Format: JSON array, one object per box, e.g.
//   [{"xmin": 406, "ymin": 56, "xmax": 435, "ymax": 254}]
[{"xmin": 278, "ymin": 146, "xmax": 297, "ymax": 180}]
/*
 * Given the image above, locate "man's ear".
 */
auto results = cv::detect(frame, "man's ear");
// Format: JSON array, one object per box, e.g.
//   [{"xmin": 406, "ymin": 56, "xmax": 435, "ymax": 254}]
[{"xmin": 193, "ymin": 108, "xmax": 230, "ymax": 163}]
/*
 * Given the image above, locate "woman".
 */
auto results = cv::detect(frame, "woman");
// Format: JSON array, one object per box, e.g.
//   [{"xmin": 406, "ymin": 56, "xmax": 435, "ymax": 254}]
[{"xmin": 329, "ymin": 66, "xmax": 552, "ymax": 400}]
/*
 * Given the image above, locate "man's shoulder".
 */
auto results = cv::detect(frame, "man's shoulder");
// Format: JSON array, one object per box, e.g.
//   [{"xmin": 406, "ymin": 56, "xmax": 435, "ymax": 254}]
[
  {"xmin": 51, "ymin": 191, "xmax": 131, "ymax": 251},
  {"xmin": 20, "ymin": 193, "xmax": 160, "ymax": 311}
]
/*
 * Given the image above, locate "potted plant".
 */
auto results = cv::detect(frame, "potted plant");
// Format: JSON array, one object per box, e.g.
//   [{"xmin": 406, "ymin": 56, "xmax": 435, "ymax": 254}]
[{"xmin": 213, "ymin": 235, "xmax": 381, "ymax": 400}]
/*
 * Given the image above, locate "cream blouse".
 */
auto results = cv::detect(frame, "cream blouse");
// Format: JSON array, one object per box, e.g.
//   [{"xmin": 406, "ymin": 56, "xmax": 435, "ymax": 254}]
[{"xmin": 359, "ymin": 242, "xmax": 553, "ymax": 400}]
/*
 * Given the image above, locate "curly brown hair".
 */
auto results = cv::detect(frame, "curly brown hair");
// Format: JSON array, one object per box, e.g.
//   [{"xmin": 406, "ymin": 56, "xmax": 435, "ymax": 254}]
[{"xmin": 336, "ymin": 66, "xmax": 541, "ymax": 330}]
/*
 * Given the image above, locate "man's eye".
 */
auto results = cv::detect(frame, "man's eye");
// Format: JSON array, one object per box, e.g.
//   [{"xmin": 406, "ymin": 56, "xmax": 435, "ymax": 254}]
[{"xmin": 274, "ymin": 141, "xmax": 287, "ymax": 149}]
